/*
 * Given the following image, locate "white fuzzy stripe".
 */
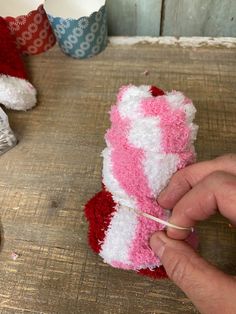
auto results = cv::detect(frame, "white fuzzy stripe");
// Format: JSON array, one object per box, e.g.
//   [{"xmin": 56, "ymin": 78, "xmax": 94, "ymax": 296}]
[
  {"xmin": 118, "ymin": 85, "xmax": 151, "ymax": 120},
  {"xmin": 100, "ymin": 204, "xmax": 138, "ymax": 266},
  {"xmin": 102, "ymin": 147, "xmax": 136, "ymax": 208},
  {"xmin": 189, "ymin": 123, "xmax": 199, "ymax": 145},
  {"xmin": 167, "ymin": 91, "xmax": 197, "ymax": 128},
  {"xmin": 128, "ymin": 116, "xmax": 161, "ymax": 152},
  {"xmin": 0, "ymin": 75, "xmax": 36, "ymax": 110},
  {"xmin": 143, "ymin": 152, "xmax": 179, "ymax": 196},
  {"xmin": 183, "ymin": 101, "xmax": 197, "ymax": 123},
  {"xmin": 166, "ymin": 91, "xmax": 186, "ymax": 110}
]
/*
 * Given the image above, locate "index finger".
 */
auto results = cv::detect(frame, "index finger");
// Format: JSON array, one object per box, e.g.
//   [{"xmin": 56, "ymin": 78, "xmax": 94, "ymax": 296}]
[
  {"xmin": 167, "ymin": 171, "xmax": 236, "ymax": 240},
  {"xmin": 158, "ymin": 154, "xmax": 236, "ymax": 209}
]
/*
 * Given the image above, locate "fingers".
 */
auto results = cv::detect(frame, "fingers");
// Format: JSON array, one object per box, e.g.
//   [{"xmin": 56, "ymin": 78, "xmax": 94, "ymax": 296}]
[
  {"xmin": 158, "ymin": 154, "xmax": 236, "ymax": 210},
  {"xmin": 150, "ymin": 231, "xmax": 236, "ymax": 314},
  {"xmin": 167, "ymin": 171, "xmax": 236, "ymax": 240}
]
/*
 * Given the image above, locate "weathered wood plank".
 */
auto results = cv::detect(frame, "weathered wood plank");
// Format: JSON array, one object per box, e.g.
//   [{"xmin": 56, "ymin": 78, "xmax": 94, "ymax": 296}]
[
  {"xmin": 106, "ymin": 0, "xmax": 162, "ymax": 36},
  {"xmin": 162, "ymin": 0, "xmax": 236, "ymax": 37},
  {"xmin": 106, "ymin": 0, "xmax": 137, "ymax": 35},
  {"xmin": 0, "ymin": 43, "xmax": 235, "ymax": 313},
  {"xmin": 136, "ymin": 0, "xmax": 162, "ymax": 36}
]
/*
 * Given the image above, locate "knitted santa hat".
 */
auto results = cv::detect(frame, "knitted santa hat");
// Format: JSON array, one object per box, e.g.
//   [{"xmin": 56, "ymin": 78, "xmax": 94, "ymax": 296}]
[
  {"xmin": 0, "ymin": 17, "xmax": 36, "ymax": 110},
  {"xmin": 85, "ymin": 85, "xmax": 198, "ymax": 279}
]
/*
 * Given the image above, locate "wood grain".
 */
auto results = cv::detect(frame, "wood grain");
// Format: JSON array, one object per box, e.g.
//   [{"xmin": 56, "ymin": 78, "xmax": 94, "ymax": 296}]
[
  {"xmin": 106, "ymin": 0, "xmax": 235, "ymax": 36},
  {"xmin": 106, "ymin": 0, "xmax": 162, "ymax": 36},
  {"xmin": 0, "ymin": 43, "xmax": 235, "ymax": 313},
  {"xmin": 162, "ymin": 0, "xmax": 236, "ymax": 37}
]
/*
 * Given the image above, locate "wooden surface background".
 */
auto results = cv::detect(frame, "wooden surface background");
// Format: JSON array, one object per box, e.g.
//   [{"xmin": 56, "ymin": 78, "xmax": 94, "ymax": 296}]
[
  {"xmin": 107, "ymin": 0, "xmax": 236, "ymax": 37},
  {"xmin": 0, "ymin": 43, "xmax": 236, "ymax": 313}
]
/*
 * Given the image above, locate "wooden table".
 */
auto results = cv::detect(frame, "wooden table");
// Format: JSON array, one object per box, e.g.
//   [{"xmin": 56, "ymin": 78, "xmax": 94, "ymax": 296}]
[{"xmin": 0, "ymin": 42, "xmax": 236, "ymax": 314}]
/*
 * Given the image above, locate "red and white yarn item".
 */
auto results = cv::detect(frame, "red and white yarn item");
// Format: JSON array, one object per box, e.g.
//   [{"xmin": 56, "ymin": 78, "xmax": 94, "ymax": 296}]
[
  {"xmin": 0, "ymin": 17, "xmax": 37, "ymax": 111},
  {"xmin": 5, "ymin": 5, "xmax": 56, "ymax": 55},
  {"xmin": 85, "ymin": 85, "xmax": 198, "ymax": 278}
]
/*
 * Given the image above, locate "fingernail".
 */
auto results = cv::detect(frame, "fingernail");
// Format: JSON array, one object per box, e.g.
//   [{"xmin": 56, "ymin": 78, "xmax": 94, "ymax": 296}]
[
  {"xmin": 150, "ymin": 234, "xmax": 166, "ymax": 259},
  {"xmin": 167, "ymin": 226, "xmax": 191, "ymax": 240}
]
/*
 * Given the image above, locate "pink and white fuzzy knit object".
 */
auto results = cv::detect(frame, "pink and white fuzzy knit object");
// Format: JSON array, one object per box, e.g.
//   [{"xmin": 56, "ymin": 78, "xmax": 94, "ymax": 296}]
[{"xmin": 85, "ymin": 85, "xmax": 198, "ymax": 276}]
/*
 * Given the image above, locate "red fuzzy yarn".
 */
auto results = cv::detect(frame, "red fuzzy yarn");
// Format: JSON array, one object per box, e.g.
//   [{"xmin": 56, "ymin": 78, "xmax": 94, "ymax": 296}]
[
  {"xmin": 0, "ymin": 17, "xmax": 27, "ymax": 80},
  {"xmin": 150, "ymin": 86, "xmax": 165, "ymax": 97},
  {"xmin": 85, "ymin": 187, "xmax": 116, "ymax": 253},
  {"xmin": 138, "ymin": 266, "xmax": 167, "ymax": 279}
]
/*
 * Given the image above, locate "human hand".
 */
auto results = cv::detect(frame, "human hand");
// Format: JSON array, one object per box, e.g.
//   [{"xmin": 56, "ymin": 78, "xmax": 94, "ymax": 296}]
[{"xmin": 150, "ymin": 154, "xmax": 236, "ymax": 314}]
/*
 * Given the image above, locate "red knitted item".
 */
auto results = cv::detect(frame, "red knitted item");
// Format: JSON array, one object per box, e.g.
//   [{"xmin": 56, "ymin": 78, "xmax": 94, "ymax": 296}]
[
  {"xmin": 150, "ymin": 85, "xmax": 165, "ymax": 97},
  {"xmin": 0, "ymin": 17, "xmax": 27, "ymax": 80},
  {"xmin": 85, "ymin": 187, "xmax": 116, "ymax": 254},
  {"xmin": 138, "ymin": 266, "xmax": 167, "ymax": 279}
]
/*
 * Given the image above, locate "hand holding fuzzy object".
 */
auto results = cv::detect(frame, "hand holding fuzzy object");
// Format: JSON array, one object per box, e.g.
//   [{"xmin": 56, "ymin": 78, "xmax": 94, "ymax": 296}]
[{"xmin": 85, "ymin": 85, "xmax": 198, "ymax": 278}]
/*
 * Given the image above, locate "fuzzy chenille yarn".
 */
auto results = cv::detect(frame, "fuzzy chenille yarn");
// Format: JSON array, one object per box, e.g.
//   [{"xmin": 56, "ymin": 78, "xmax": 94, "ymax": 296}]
[{"xmin": 85, "ymin": 85, "xmax": 198, "ymax": 278}]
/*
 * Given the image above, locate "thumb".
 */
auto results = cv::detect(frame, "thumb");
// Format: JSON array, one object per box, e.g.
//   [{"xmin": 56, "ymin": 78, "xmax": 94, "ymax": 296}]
[{"xmin": 150, "ymin": 231, "xmax": 236, "ymax": 314}]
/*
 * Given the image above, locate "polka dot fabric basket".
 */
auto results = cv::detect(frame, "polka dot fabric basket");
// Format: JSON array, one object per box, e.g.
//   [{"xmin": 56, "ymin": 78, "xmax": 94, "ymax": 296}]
[
  {"xmin": 4, "ymin": 2, "xmax": 56, "ymax": 55},
  {"xmin": 44, "ymin": 0, "xmax": 108, "ymax": 59}
]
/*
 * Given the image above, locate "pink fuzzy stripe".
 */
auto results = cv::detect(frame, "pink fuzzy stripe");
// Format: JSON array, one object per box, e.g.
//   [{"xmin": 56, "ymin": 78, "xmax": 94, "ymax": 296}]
[{"xmin": 141, "ymin": 95, "xmax": 192, "ymax": 153}]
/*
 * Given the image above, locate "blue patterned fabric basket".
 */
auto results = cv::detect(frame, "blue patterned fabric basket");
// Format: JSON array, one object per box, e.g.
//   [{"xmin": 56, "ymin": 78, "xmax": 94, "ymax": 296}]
[{"xmin": 46, "ymin": 4, "xmax": 107, "ymax": 59}]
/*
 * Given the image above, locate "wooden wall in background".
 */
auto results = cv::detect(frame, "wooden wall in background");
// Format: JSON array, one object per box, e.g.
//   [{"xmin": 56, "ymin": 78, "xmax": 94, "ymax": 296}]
[
  {"xmin": 107, "ymin": 0, "xmax": 162, "ymax": 36},
  {"xmin": 106, "ymin": 0, "xmax": 236, "ymax": 37}
]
